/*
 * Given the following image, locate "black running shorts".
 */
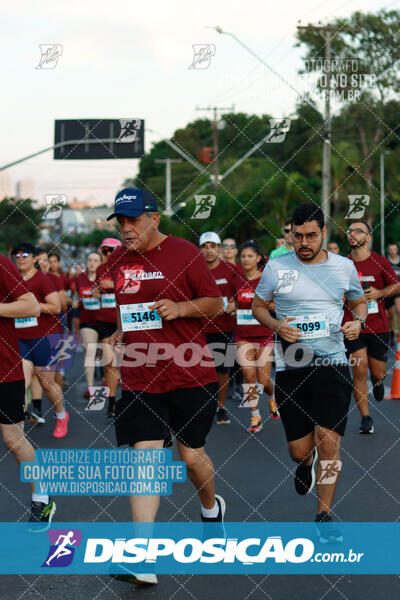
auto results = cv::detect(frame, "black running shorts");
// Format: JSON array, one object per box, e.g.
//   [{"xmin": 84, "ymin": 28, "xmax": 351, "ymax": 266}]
[
  {"xmin": 96, "ymin": 321, "xmax": 116, "ymax": 341},
  {"xmin": 345, "ymin": 332, "xmax": 390, "ymax": 363},
  {"xmin": 206, "ymin": 331, "xmax": 233, "ymax": 373},
  {"xmin": 115, "ymin": 382, "xmax": 218, "ymax": 448},
  {"xmin": 0, "ymin": 380, "xmax": 25, "ymax": 424},
  {"xmin": 275, "ymin": 365, "xmax": 352, "ymax": 442}
]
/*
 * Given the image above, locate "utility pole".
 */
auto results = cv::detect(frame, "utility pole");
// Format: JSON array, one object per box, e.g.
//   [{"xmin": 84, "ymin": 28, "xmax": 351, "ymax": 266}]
[
  {"xmin": 297, "ymin": 24, "xmax": 360, "ymax": 244},
  {"xmin": 196, "ymin": 105, "xmax": 234, "ymax": 188},
  {"xmin": 380, "ymin": 152, "xmax": 385, "ymax": 255},
  {"xmin": 155, "ymin": 158, "xmax": 182, "ymax": 216}
]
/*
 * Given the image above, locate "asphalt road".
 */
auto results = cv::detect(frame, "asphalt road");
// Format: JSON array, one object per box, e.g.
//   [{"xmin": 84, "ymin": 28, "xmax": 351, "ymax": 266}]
[{"xmin": 1, "ymin": 348, "xmax": 400, "ymax": 600}]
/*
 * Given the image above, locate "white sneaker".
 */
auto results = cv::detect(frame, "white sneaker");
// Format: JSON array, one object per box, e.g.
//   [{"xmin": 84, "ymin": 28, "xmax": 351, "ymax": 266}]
[{"xmin": 130, "ymin": 573, "xmax": 158, "ymax": 585}]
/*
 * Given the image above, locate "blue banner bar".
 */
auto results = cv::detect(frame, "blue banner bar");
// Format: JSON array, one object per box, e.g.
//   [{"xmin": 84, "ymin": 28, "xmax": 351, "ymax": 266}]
[{"xmin": 0, "ymin": 523, "xmax": 398, "ymax": 574}]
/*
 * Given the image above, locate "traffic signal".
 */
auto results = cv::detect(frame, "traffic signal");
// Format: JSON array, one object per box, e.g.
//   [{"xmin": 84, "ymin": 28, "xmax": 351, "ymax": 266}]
[{"xmin": 198, "ymin": 147, "xmax": 214, "ymax": 164}]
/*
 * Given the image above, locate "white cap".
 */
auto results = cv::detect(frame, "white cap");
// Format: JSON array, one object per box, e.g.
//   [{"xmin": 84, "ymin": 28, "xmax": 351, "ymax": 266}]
[{"xmin": 199, "ymin": 232, "xmax": 221, "ymax": 246}]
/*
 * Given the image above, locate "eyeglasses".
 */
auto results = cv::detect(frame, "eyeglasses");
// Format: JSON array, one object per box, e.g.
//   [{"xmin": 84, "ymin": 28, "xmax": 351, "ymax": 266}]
[
  {"xmin": 222, "ymin": 244, "xmax": 236, "ymax": 249},
  {"xmin": 292, "ymin": 232, "xmax": 321, "ymax": 242},
  {"xmin": 101, "ymin": 247, "xmax": 114, "ymax": 254},
  {"xmin": 283, "ymin": 228, "xmax": 291, "ymax": 234},
  {"xmin": 14, "ymin": 252, "xmax": 30, "ymax": 258},
  {"xmin": 346, "ymin": 228, "xmax": 369, "ymax": 236}
]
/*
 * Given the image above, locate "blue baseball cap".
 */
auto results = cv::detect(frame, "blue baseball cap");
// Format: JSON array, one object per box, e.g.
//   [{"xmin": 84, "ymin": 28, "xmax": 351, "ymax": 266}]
[{"xmin": 106, "ymin": 188, "xmax": 158, "ymax": 220}]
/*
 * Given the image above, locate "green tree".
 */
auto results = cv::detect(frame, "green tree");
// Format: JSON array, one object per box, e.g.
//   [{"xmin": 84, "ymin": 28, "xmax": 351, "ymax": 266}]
[{"xmin": 0, "ymin": 198, "xmax": 42, "ymax": 255}]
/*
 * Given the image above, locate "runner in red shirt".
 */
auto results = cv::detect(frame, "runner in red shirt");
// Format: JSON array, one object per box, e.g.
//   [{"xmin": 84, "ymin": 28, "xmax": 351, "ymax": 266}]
[
  {"xmin": 343, "ymin": 221, "xmax": 400, "ymax": 434},
  {"xmin": 12, "ymin": 243, "xmax": 69, "ymax": 439},
  {"xmin": 226, "ymin": 240, "xmax": 279, "ymax": 433},
  {"xmin": 94, "ymin": 237, "xmax": 122, "ymax": 417},
  {"xmin": 0, "ymin": 253, "xmax": 56, "ymax": 530},
  {"xmin": 106, "ymin": 188, "xmax": 225, "ymax": 585},
  {"xmin": 32, "ymin": 249, "xmax": 65, "ymax": 419},
  {"xmin": 76, "ymin": 252, "xmax": 102, "ymax": 398},
  {"xmin": 200, "ymin": 231, "xmax": 236, "ymax": 425},
  {"xmin": 66, "ymin": 265, "xmax": 80, "ymax": 334}
]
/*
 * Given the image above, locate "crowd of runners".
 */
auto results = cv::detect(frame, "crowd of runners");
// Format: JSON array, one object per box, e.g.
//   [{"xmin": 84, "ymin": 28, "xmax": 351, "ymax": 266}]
[{"xmin": 0, "ymin": 187, "xmax": 399, "ymax": 585}]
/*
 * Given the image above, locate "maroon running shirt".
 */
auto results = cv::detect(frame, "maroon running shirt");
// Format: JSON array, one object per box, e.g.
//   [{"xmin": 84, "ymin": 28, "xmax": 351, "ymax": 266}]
[
  {"xmin": 46, "ymin": 272, "xmax": 63, "ymax": 334},
  {"xmin": 76, "ymin": 272, "xmax": 100, "ymax": 325},
  {"xmin": 203, "ymin": 260, "xmax": 236, "ymax": 333},
  {"xmin": 96, "ymin": 262, "xmax": 117, "ymax": 323},
  {"xmin": 0, "ymin": 256, "xmax": 29, "ymax": 383},
  {"xmin": 108, "ymin": 236, "xmax": 220, "ymax": 393},
  {"xmin": 16, "ymin": 270, "xmax": 58, "ymax": 340},
  {"xmin": 343, "ymin": 252, "xmax": 399, "ymax": 333},
  {"xmin": 233, "ymin": 274, "xmax": 274, "ymax": 340}
]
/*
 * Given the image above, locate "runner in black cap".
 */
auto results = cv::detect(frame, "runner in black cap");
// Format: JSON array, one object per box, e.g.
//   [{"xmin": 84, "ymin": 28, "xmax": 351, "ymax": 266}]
[{"xmin": 107, "ymin": 187, "xmax": 225, "ymax": 586}]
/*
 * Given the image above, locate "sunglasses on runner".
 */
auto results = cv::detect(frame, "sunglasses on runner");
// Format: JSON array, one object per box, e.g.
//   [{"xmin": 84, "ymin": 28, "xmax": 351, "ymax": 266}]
[
  {"xmin": 101, "ymin": 247, "xmax": 114, "ymax": 254},
  {"xmin": 283, "ymin": 228, "xmax": 291, "ymax": 234},
  {"xmin": 222, "ymin": 243, "xmax": 236, "ymax": 249},
  {"xmin": 14, "ymin": 252, "xmax": 30, "ymax": 258},
  {"xmin": 346, "ymin": 228, "xmax": 369, "ymax": 236}
]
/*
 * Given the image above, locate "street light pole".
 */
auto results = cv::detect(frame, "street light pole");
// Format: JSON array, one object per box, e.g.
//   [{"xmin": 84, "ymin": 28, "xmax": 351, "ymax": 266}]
[{"xmin": 155, "ymin": 158, "xmax": 182, "ymax": 216}]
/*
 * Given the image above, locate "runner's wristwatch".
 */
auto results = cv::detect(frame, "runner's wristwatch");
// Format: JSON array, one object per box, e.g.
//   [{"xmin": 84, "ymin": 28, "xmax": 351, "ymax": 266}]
[{"xmin": 354, "ymin": 316, "xmax": 366, "ymax": 330}]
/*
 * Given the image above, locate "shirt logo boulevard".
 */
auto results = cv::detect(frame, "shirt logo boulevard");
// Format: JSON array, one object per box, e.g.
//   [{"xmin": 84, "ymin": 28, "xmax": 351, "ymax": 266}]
[
  {"xmin": 117, "ymin": 266, "xmax": 165, "ymax": 294},
  {"xmin": 238, "ymin": 288, "xmax": 254, "ymax": 303},
  {"xmin": 276, "ymin": 270, "xmax": 299, "ymax": 293}
]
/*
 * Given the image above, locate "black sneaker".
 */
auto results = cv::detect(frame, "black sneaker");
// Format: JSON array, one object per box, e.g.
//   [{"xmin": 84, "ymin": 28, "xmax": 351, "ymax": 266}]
[
  {"xmin": 216, "ymin": 407, "xmax": 230, "ymax": 425},
  {"xmin": 315, "ymin": 511, "xmax": 343, "ymax": 543},
  {"xmin": 107, "ymin": 402, "xmax": 116, "ymax": 418},
  {"xmin": 110, "ymin": 567, "xmax": 158, "ymax": 585},
  {"xmin": 372, "ymin": 380, "xmax": 384, "ymax": 402},
  {"xmin": 26, "ymin": 407, "xmax": 45, "ymax": 424},
  {"xmin": 201, "ymin": 495, "xmax": 226, "ymax": 523},
  {"xmin": 27, "ymin": 498, "xmax": 56, "ymax": 533},
  {"xmin": 294, "ymin": 448, "xmax": 318, "ymax": 496},
  {"xmin": 359, "ymin": 415, "xmax": 374, "ymax": 434}
]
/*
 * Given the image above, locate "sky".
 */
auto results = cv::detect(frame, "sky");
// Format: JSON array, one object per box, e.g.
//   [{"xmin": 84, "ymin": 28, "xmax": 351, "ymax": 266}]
[{"xmin": 1, "ymin": 0, "xmax": 398, "ymax": 207}]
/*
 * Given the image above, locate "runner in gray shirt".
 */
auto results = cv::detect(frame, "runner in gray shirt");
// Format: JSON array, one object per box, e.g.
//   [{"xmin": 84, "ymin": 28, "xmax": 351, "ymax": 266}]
[{"xmin": 252, "ymin": 203, "xmax": 367, "ymax": 541}]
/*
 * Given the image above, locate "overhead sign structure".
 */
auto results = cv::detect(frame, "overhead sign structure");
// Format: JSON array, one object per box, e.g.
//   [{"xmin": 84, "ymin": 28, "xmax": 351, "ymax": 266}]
[{"xmin": 54, "ymin": 119, "xmax": 144, "ymax": 160}]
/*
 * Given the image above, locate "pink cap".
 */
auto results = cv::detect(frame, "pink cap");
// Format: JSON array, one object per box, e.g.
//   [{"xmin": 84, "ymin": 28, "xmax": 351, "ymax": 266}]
[{"xmin": 100, "ymin": 238, "xmax": 122, "ymax": 248}]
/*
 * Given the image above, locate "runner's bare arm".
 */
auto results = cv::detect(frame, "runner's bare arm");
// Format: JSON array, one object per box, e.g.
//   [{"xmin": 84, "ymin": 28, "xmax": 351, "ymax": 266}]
[
  {"xmin": 364, "ymin": 282, "xmax": 400, "ymax": 301},
  {"xmin": 0, "ymin": 292, "xmax": 40, "ymax": 318},
  {"xmin": 341, "ymin": 296, "xmax": 368, "ymax": 339},
  {"xmin": 252, "ymin": 293, "xmax": 301, "ymax": 342},
  {"xmin": 39, "ymin": 291, "xmax": 61, "ymax": 315},
  {"xmin": 109, "ymin": 308, "xmax": 125, "ymax": 348},
  {"xmin": 151, "ymin": 296, "xmax": 224, "ymax": 321},
  {"xmin": 59, "ymin": 289, "xmax": 68, "ymax": 312}
]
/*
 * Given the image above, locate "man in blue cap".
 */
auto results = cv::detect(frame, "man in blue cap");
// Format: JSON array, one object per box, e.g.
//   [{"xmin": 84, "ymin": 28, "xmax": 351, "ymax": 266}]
[{"xmin": 107, "ymin": 188, "xmax": 226, "ymax": 586}]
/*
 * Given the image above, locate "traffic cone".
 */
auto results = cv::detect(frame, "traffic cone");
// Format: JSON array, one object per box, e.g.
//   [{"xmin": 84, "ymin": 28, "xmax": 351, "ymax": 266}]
[{"xmin": 385, "ymin": 331, "xmax": 400, "ymax": 399}]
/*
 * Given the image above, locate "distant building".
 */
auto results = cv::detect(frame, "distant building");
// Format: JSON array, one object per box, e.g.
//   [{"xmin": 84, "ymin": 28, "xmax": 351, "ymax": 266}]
[
  {"xmin": 0, "ymin": 172, "xmax": 13, "ymax": 200},
  {"xmin": 16, "ymin": 178, "xmax": 35, "ymax": 200}
]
